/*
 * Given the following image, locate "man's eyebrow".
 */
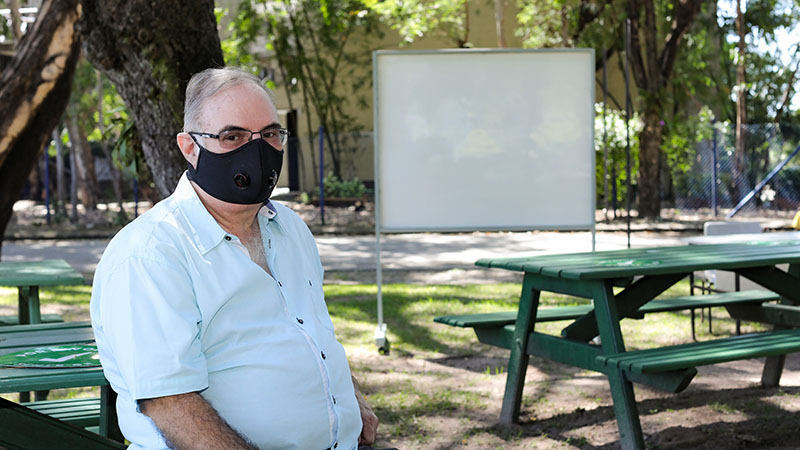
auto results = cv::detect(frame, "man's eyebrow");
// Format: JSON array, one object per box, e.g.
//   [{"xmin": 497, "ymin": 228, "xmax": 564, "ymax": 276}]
[
  {"xmin": 217, "ymin": 125, "xmax": 247, "ymax": 133},
  {"xmin": 217, "ymin": 123, "xmax": 282, "ymax": 133}
]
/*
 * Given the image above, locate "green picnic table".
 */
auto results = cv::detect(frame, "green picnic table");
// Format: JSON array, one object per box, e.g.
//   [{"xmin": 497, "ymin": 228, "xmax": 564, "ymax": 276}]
[
  {"xmin": 451, "ymin": 241, "xmax": 800, "ymax": 450},
  {"xmin": 0, "ymin": 321, "xmax": 123, "ymax": 449},
  {"xmin": 0, "ymin": 259, "xmax": 85, "ymax": 325}
]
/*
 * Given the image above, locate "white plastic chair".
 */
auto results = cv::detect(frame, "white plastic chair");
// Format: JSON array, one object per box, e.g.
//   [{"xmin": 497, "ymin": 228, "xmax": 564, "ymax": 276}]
[{"xmin": 689, "ymin": 221, "xmax": 762, "ymax": 338}]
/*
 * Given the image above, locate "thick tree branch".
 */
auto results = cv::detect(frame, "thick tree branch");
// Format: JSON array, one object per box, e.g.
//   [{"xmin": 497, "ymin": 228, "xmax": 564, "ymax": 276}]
[
  {"xmin": 625, "ymin": 2, "xmax": 648, "ymax": 90},
  {"xmin": 642, "ymin": 0, "xmax": 659, "ymax": 90},
  {"xmin": 575, "ymin": 0, "xmax": 614, "ymax": 40},
  {"xmin": 658, "ymin": 0, "xmax": 702, "ymax": 89},
  {"xmin": 0, "ymin": 0, "xmax": 81, "ymax": 254}
]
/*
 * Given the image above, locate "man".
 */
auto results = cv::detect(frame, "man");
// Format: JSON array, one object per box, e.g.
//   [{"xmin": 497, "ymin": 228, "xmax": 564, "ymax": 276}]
[{"xmin": 91, "ymin": 67, "xmax": 380, "ymax": 449}]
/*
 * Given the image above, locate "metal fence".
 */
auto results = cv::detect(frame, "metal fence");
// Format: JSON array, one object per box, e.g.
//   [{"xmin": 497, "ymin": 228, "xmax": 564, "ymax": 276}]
[{"xmin": 672, "ymin": 123, "xmax": 800, "ymax": 215}]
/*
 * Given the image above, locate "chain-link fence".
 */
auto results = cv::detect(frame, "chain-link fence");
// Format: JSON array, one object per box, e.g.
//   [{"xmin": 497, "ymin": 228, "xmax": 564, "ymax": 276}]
[{"xmin": 673, "ymin": 123, "xmax": 800, "ymax": 215}]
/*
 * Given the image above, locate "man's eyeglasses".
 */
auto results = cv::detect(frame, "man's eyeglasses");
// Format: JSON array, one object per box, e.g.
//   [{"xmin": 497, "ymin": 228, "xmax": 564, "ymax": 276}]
[{"xmin": 189, "ymin": 126, "xmax": 290, "ymax": 150}]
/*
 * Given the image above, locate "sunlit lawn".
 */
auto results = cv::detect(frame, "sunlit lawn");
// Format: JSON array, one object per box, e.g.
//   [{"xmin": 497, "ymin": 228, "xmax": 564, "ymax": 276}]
[
  {"xmin": 0, "ymin": 280, "xmax": 769, "ymax": 369},
  {"xmin": 0, "ymin": 280, "xmax": 771, "ymax": 445}
]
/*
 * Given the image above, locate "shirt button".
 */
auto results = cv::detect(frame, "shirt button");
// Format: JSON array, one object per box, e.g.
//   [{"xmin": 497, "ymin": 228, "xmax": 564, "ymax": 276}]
[
  {"xmin": 321, "ymin": 351, "xmax": 326, "ymax": 359},
  {"xmin": 333, "ymin": 443, "xmax": 338, "ymax": 449},
  {"xmin": 224, "ymin": 235, "xmax": 231, "ymax": 241},
  {"xmin": 278, "ymin": 281, "xmax": 283, "ymax": 287},
  {"xmin": 332, "ymin": 395, "xmax": 336, "ymax": 404},
  {"xmin": 296, "ymin": 318, "xmax": 304, "ymax": 324}
]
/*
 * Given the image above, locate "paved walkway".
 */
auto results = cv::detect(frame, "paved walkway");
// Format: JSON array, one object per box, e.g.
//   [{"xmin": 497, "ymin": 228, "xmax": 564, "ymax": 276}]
[{"xmin": 1, "ymin": 230, "xmax": 689, "ymax": 283}]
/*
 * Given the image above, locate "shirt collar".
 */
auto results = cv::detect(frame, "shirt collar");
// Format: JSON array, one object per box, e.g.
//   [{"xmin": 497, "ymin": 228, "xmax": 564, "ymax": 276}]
[
  {"xmin": 260, "ymin": 201, "xmax": 278, "ymax": 220},
  {"xmin": 173, "ymin": 173, "xmax": 279, "ymax": 255}
]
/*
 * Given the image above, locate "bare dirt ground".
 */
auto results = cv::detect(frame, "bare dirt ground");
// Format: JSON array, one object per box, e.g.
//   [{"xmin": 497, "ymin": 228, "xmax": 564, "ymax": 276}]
[
  {"xmin": 6, "ymin": 200, "xmax": 800, "ymax": 449},
  {"xmin": 348, "ymin": 347, "xmax": 800, "ymax": 450}
]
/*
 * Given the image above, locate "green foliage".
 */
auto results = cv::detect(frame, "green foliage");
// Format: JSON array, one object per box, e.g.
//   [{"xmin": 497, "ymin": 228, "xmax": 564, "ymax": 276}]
[
  {"xmin": 516, "ymin": 0, "xmax": 620, "ymax": 50},
  {"xmin": 111, "ymin": 120, "xmax": 141, "ymax": 178},
  {"xmin": 68, "ymin": 59, "xmax": 136, "ymax": 175},
  {"xmin": 224, "ymin": 0, "xmax": 380, "ymax": 179},
  {"xmin": 594, "ymin": 103, "xmax": 642, "ymax": 207},
  {"xmin": 516, "ymin": 0, "xmax": 572, "ymax": 48},
  {"xmin": 365, "ymin": 0, "xmax": 471, "ymax": 47},
  {"xmin": 0, "ymin": 3, "xmax": 11, "ymax": 44},
  {"xmin": 520, "ymin": 1, "xmax": 800, "ymax": 214},
  {"xmin": 322, "ymin": 172, "xmax": 366, "ymax": 198}
]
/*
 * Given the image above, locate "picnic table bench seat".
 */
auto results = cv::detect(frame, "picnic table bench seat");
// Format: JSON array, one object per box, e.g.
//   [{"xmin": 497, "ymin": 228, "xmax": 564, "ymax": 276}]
[
  {"xmin": 23, "ymin": 397, "xmax": 101, "ymax": 428},
  {"xmin": 0, "ymin": 314, "xmax": 63, "ymax": 326},
  {"xmin": 596, "ymin": 327, "xmax": 800, "ymax": 375},
  {"xmin": 434, "ymin": 290, "xmax": 781, "ymax": 329}
]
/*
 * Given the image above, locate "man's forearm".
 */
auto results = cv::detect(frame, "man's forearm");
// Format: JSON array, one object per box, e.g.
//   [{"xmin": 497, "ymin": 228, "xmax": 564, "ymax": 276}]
[{"xmin": 140, "ymin": 392, "xmax": 256, "ymax": 450}]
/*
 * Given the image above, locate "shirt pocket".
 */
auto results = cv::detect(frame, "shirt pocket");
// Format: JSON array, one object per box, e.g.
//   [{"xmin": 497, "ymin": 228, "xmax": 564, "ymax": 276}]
[{"xmin": 308, "ymin": 278, "xmax": 335, "ymax": 332}]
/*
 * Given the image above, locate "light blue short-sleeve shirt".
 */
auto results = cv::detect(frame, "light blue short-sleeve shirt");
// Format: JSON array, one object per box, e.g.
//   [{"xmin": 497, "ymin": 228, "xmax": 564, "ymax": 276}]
[{"xmin": 90, "ymin": 173, "xmax": 361, "ymax": 449}]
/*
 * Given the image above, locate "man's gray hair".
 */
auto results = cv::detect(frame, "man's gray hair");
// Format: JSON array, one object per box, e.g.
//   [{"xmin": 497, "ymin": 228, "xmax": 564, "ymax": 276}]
[{"xmin": 183, "ymin": 67, "xmax": 277, "ymax": 132}]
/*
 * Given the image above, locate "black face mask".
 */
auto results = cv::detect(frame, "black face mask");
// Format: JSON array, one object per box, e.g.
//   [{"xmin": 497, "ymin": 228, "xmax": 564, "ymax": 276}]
[{"xmin": 187, "ymin": 138, "xmax": 283, "ymax": 205}]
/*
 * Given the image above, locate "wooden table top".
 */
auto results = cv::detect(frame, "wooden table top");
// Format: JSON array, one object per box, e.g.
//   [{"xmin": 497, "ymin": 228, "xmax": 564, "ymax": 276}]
[
  {"xmin": 0, "ymin": 259, "xmax": 85, "ymax": 287},
  {"xmin": 0, "ymin": 322, "xmax": 105, "ymax": 393},
  {"xmin": 476, "ymin": 241, "xmax": 800, "ymax": 280}
]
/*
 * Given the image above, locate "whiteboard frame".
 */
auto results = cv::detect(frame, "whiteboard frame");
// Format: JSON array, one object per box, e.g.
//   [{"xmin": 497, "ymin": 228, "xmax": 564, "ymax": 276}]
[{"xmin": 373, "ymin": 48, "xmax": 596, "ymax": 234}]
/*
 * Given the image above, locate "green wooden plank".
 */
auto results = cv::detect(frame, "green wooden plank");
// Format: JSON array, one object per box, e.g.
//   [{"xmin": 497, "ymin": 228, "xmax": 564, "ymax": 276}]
[
  {"xmin": 477, "ymin": 242, "xmax": 800, "ymax": 280},
  {"xmin": 563, "ymin": 274, "xmax": 686, "ymax": 342},
  {"xmin": 25, "ymin": 398, "xmax": 101, "ymax": 427},
  {"xmin": 728, "ymin": 303, "xmax": 800, "ymax": 327},
  {"xmin": 0, "ymin": 260, "xmax": 85, "ymax": 287},
  {"xmin": 434, "ymin": 311, "xmax": 516, "ymax": 327},
  {"xmin": 639, "ymin": 290, "xmax": 779, "ymax": 311},
  {"xmin": 597, "ymin": 328, "xmax": 800, "ymax": 374},
  {"xmin": 0, "ymin": 321, "xmax": 92, "ymax": 334},
  {"xmin": 474, "ymin": 326, "xmax": 512, "ymax": 349},
  {"xmin": 0, "ymin": 314, "xmax": 64, "ymax": 326},
  {"xmin": 556, "ymin": 244, "xmax": 800, "ymax": 280},
  {"xmin": 0, "ymin": 366, "xmax": 107, "ymax": 393},
  {"xmin": 434, "ymin": 290, "xmax": 779, "ymax": 329},
  {"xmin": 500, "ymin": 274, "xmax": 540, "ymax": 425},
  {"xmin": 435, "ymin": 306, "xmax": 592, "ymax": 328},
  {"xmin": 0, "ymin": 322, "xmax": 94, "ymax": 354}
]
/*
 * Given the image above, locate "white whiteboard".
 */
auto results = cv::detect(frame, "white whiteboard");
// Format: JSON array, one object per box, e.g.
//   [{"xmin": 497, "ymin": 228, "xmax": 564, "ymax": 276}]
[{"xmin": 373, "ymin": 49, "xmax": 595, "ymax": 232}]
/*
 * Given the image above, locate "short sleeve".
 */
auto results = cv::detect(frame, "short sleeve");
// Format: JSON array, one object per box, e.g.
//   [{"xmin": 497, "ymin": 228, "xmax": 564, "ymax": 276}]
[{"xmin": 93, "ymin": 255, "xmax": 208, "ymax": 401}]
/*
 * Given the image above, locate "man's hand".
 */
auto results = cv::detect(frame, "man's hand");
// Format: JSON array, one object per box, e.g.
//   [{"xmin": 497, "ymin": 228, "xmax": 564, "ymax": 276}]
[
  {"xmin": 352, "ymin": 376, "xmax": 379, "ymax": 445},
  {"xmin": 140, "ymin": 392, "xmax": 256, "ymax": 450}
]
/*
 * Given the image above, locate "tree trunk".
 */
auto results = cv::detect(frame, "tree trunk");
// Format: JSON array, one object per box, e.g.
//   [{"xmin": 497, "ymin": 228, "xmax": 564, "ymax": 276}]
[
  {"xmin": 626, "ymin": 0, "xmax": 702, "ymax": 218},
  {"xmin": 732, "ymin": 0, "xmax": 746, "ymax": 204},
  {"xmin": 0, "ymin": 0, "xmax": 81, "ymax": 257},
  {"xmin": 69, "ymin": 138, "xmax": 79, "ymax": 221},
  {"xmin": 637, "ymin": 107, "xmax": 663, "ymax": 217},
  {"xmin": 78, "ymin": 0, "xmax": 224, "ymax": 199},
  {"xmin": 97, "ymin": 70, "xmax": 126, "ymax": 220},
  {"xmin": 494, "ymin": 0, "xmax": 506, "ymax": 48},
  {"xmin": 67, "ymin": 111, "xmax": 98, "ymax": 210},
  {"xmin": 53, "ymin": 127, "xmax": 66, "ymax": 215},
  {"xmin": 9, "ymin": 0, "xmax": 23, "ymax": 43},
  {"xmin": 27, "ymin": 162, "xmax": 40, "ymax": 201}
]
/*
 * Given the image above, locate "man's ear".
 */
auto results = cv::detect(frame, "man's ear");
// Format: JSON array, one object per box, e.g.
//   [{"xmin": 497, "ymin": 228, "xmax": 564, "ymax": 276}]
[{"xmin": 177, "ymin": 132, "xmax": 198, "ymax": 169}]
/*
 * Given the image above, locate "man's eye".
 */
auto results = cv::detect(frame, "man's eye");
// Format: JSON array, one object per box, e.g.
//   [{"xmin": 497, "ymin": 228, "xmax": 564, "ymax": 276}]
[
  {"xmin": 222, "ymin": 133, "xmax": 243, "ymax": 142},
  {"xmin": 262, "ymin": 131, "xmax": 277, "ymax": 139}
]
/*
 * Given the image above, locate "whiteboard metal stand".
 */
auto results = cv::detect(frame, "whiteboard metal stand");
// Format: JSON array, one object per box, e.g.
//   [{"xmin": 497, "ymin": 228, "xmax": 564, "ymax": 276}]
[
  {"xmin": 373, "ymin": 64, "xmax": 389, "ymax": 354},
  {"xmin": 374, "ymin": 224, "xmax": 389, "ymax": 354}
]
